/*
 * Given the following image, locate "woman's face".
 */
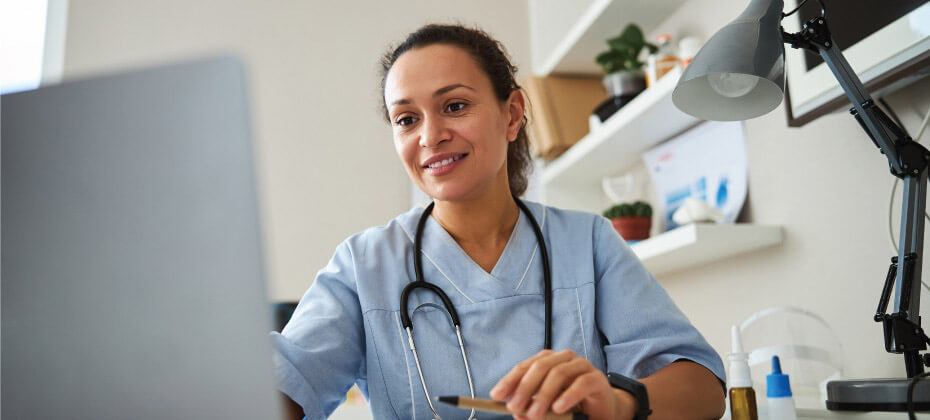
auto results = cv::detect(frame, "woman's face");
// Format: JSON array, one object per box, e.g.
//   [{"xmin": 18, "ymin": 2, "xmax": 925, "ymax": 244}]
[{"xmin": 384, "ymin": 44, "xmax": 524, "ymax": 202}]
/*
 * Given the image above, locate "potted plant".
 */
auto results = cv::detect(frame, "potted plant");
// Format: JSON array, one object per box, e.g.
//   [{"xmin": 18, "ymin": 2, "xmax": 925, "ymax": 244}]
[
  {"xmin": 593, "ymin": 24, "xmax": 658, "ymax": 122},
  {"xmin": 603, "ymin": 201, "xmax": 653, "ymax": 241}
]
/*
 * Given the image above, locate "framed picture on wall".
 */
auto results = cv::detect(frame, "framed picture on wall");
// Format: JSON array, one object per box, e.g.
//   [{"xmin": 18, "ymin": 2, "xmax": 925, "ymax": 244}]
[{"xmin": 782, "ymin": 0, "xmax": 930, "ymax": 127}]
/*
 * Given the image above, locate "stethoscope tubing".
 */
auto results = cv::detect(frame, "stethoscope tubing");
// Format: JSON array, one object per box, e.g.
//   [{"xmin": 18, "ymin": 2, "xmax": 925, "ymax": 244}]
[
  {"xmin": 514, "ymin": 196, "xmax": 553, "ymax": 350},
  {"xmin": 400, "ymin": 196, "xmax": 553, "ymax": 420},
  {"xmin": 400, "ymin": 196, "xmax": 552, "ymax": 347}
]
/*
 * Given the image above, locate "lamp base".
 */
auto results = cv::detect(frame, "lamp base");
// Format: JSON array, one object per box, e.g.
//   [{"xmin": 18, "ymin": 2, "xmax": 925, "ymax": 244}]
[{"xmin": 827, "ymin": 378, "xmax": 930, "ymax": 411}]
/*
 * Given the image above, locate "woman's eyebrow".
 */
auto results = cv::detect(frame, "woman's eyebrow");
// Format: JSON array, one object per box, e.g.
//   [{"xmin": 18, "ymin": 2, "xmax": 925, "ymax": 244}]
[
  {"xmin": 390, "ymin": 84, "xmax": 476, "ymax": 107},
  {"xmin": 434, "ymin": 83, "xmax": 475, "ymax": 97}
]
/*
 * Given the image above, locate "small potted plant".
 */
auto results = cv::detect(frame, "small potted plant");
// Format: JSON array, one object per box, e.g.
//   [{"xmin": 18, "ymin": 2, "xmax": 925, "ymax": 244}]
[
  {"xmin": 603, "ymin": 201, "xmax": 653, "ymax": 241},
  {"xmin": 593, "ymin": 24, "xmax": 658, "ymax": 122}
]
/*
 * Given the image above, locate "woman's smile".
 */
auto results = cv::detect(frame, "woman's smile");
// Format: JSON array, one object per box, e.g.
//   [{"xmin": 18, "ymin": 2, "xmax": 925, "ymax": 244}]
[{"xmin": 422, "ymin": 152, "xmax": 468, "ymax": 176}]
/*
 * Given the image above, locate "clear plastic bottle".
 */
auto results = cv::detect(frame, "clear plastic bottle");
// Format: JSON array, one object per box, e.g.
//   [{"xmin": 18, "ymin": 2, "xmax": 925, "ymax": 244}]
[
  {"xmin": 646, "ymin": 34, "xmax": 680, "ymax": 87},
  {"xmin": 766, "ymin": 356, "xmax": 797, "ymax": 420}
]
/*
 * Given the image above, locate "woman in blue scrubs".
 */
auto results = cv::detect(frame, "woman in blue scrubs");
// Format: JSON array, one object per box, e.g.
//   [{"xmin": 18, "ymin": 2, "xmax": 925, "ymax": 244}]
[{"xmin": 274, "ymin": 24, "xmax": 726, "ymax": 420}]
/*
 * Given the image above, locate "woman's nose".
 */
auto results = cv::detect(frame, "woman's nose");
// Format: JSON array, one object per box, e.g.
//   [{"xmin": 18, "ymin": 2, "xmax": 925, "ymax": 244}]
[{"xmin": 418, "ymin": 115, "xmax": 450, "ymax": 148}]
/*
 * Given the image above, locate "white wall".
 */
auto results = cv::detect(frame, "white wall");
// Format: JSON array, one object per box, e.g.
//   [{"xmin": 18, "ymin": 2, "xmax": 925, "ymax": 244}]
[
  {"xmin": 62, "ymin": 0, "xmax": 530, "ymax": 301},
  {"xmin": 642, "ymin": 0, "xmax": 930, "ymax": 385}
]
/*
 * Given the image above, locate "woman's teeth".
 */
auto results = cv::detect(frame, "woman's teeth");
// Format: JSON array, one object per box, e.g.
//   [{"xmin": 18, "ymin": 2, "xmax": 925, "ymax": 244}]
[{"xmin": 427, "ymin": 154, "xmax": 463, "ymax": 168}]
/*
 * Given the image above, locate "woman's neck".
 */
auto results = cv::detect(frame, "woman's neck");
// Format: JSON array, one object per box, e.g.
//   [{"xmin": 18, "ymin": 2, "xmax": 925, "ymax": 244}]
[{"xmin": 431, "ymin": 180, "xmax": 519, "ymax": 248}]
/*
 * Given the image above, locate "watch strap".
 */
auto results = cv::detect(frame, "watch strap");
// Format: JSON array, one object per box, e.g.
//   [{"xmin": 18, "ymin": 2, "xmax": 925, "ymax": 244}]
[{"xmin": 606, "ymin": 372, "xmax": 651, "ymax": 420}]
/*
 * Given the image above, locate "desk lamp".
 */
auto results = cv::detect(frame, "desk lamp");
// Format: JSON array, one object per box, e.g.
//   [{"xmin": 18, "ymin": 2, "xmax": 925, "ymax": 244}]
[{"xmin": 673, "ymin": 0, "xmax": 930, "ymax": 412}]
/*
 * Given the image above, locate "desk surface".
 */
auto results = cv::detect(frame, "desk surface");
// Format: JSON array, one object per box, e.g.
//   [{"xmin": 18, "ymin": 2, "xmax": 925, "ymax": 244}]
[{"xmin": 724, "ymin": 408, "xmax": 930, "ymax": 419}]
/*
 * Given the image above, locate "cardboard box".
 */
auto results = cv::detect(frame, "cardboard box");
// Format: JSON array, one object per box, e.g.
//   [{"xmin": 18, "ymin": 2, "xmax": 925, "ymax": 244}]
[{"xmin": 521, "ymin": 75, "xmax": 606, "ymax": 160}]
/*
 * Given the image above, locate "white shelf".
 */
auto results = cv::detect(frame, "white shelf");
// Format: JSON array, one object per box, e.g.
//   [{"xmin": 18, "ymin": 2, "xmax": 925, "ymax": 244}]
[
  {"xmin": 531, "ymin": 1, "xmax": 780, "ymax": 278},
  {"xmin": 539, "ymin": 67, "xmax": 700, "ymax": 211},
  {"xmin": 631, "ymin": 224, "xmax": 784, "ymax": 276},
  {"xmin": 533, "ymin": 0, "xmax": 688, "ymax": 76}
]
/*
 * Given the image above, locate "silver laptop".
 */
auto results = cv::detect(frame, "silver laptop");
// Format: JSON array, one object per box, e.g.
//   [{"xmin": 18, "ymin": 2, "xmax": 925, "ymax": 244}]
[{"xmin": 2, "ymin": 56, "xmax": 282, "ymax": 419}]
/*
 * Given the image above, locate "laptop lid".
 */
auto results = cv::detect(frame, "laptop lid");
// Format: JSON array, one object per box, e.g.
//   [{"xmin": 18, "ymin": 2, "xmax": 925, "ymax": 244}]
[{"xmin": 2, "ymin": 56, "xmax": 282, "ymax": 419}]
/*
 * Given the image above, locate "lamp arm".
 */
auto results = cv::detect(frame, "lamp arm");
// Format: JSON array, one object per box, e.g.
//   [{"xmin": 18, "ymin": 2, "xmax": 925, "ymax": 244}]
[
  {"xmin": 784, "ymin": 15, "xmax": 930, "ymax": 377},
  {"xmin": 782, "ymin": 18, "xmax": 917, "ymax": 174}
]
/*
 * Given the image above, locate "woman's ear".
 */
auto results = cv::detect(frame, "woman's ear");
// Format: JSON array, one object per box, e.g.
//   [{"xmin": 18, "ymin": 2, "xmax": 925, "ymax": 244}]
[{"xmin": 505, "ymin": 89, "xmax": 526, "ymax": 142}]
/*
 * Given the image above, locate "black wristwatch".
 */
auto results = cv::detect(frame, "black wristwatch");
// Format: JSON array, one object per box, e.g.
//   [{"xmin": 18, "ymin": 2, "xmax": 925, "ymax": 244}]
[{"xmin": 607, "ymin": 372, "xmax": 651, "ymax": 420}]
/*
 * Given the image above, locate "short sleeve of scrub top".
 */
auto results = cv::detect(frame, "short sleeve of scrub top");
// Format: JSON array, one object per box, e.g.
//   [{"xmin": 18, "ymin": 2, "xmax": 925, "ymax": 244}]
[
  {"xmin": 590, "ymin": 215, "xmax": 726, "ymax": 379},
  {"xmin": 271, "ymin": 201, "xmax": 725, "ymax": 420},
  {"xmin": 271, "ymin": 240, "xmax": 366, "ymax": 420}
]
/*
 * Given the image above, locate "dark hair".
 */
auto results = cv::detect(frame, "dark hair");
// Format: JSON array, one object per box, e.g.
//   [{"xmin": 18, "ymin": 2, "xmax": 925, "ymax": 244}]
[{"xmin": 379, "ymin": 23, "xmax": 532, "ymax": 197}]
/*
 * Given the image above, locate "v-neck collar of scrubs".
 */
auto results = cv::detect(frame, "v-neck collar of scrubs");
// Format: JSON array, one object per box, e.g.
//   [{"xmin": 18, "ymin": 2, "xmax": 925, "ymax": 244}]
[{"xmin": 408, "ymin": 201, "xmax": 546, "ymax": 302}]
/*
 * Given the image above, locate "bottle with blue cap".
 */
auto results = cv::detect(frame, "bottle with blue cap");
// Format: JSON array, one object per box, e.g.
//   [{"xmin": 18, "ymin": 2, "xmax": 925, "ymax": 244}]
[{"xmin": 767, "ymin": 355, "xmax": 797, "ymax": 420}]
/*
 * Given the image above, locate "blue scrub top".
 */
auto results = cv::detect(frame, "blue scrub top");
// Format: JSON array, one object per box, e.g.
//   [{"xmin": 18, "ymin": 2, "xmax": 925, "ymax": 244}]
[{"xmin": 271, "ymin": 201, "xmax": 725, "ymax": 420}]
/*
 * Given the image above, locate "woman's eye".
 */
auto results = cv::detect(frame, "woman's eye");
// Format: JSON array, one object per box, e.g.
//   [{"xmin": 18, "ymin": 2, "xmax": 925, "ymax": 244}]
[
  {"xmin": 396, "ymin": 116, "xmax": 416, "ymax": 127},
  {"xmin": 446, "ymin": 102, "xmax": 466, "ymax": 112}
]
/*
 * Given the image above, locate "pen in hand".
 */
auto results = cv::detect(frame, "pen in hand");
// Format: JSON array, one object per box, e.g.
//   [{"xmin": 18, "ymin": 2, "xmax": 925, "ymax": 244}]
[{"xmin": 438, "ymin": 395, "xmax": 588, "ymax": 420}]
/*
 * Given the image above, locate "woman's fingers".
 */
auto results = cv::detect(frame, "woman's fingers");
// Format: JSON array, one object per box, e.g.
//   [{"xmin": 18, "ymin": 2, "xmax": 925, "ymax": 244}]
[
  {"xmin": 551, "ymin": 370, "xmax": 609, "ymax": 414},
  {"xmin": 525, "ymin": 357, "xmax": 592, "ymax": 419},
  {"xmin": 490, "ymin": 349, "xmax": 554, "ymax": 400},
  {"xmin": 503, "ymin": 349, "xmax": 577, "ymax": 413}
]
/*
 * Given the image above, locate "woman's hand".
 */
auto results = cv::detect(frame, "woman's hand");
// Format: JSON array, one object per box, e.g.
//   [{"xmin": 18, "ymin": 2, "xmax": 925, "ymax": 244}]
[{"xmin": 489, "ymin": 349, "xmax": 635, "ymax": 420}]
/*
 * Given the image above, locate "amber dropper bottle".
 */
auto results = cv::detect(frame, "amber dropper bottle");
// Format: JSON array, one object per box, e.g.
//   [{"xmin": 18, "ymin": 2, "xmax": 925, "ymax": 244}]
[{"xmin": 728, "ymin": 325, "xmax": 758, "ymax": 420}]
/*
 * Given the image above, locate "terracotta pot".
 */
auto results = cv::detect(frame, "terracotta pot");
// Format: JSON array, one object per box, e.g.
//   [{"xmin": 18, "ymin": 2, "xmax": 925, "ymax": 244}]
[{"xmin": 611, "ymin": 216, "xmax": 652, "ymax": 241}]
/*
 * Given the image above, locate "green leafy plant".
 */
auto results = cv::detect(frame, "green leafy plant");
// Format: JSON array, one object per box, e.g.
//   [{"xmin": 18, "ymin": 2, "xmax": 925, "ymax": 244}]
[
  {"xmin": 595, "ymin": 24, "xmax": 658, "ymax": 74},
  {"xmin": 603, "ymin": 201, "xmax": 652, "ymax": 219}
]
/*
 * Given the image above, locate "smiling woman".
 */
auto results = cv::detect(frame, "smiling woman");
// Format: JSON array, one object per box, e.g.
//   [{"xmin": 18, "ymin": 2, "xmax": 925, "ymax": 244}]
[
  {"xmin": 379, "ymin": 25, "xmax": 532, "ymax": 203},
  {"xmin": 273, "ymin": 23, "xmax": 727, "ymax": 420}
]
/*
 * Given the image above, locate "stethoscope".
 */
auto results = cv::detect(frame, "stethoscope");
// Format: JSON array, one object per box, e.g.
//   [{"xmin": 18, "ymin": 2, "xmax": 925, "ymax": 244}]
[{"xmin": 400, "ymin": 195, "xmax": 553, "ymax": 420}]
